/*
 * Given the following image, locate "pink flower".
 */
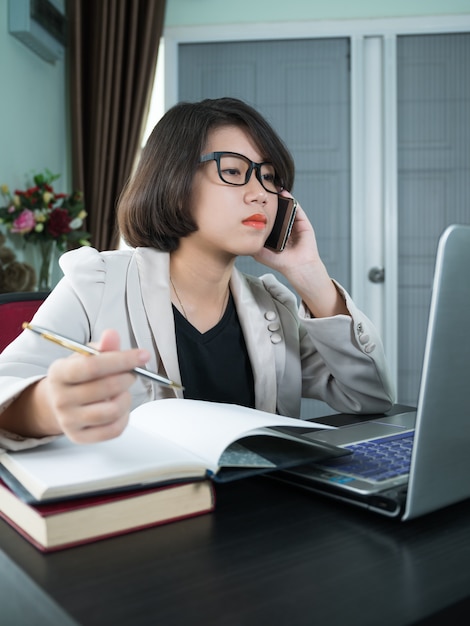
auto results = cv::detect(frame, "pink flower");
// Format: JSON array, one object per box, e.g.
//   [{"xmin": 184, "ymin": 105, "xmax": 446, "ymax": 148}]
[{"xmin": 11, "ymin": 209, "xmax": 36, "ymax": 234}]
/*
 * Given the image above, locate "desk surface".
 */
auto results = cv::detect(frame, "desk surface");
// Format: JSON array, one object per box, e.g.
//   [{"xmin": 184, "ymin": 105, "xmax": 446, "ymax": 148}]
[{"xmin": 2, "ymin": 409, "xmax": 470, "ymax": 625}]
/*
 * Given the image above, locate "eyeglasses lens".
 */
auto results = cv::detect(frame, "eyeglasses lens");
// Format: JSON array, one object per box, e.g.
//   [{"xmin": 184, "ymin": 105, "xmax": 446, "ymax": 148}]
[{"xmin": 218, "ymin": 154, "xmax": 281, "ymax": 193}]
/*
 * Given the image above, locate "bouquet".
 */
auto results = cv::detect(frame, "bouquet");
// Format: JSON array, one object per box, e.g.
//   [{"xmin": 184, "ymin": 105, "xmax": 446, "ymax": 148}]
[
  {"xmin": 0, "ymin": 169, "xmax": 90, "ymax": 251},
  {"xmin": 0, "ymin": 170, "xmax": 91, "ymax": 290}
]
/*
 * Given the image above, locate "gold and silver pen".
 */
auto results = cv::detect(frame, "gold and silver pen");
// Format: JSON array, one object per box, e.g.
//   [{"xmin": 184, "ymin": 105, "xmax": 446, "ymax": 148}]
[{"xmin": 22, "ymin": 322, "xmax": 183, "ymax": 390}]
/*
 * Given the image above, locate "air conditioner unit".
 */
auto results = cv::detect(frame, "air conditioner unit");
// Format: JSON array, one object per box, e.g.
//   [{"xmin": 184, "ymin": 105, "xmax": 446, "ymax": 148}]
[{"xmin": 8, "ymin": 0, "xmax": 67, "ymax": 64}]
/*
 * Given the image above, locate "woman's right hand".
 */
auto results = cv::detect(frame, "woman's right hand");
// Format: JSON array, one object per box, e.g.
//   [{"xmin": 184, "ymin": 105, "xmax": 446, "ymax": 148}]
[{"xmin": 1, "ymin": 330, "xmax": 150, "ymax": 444}]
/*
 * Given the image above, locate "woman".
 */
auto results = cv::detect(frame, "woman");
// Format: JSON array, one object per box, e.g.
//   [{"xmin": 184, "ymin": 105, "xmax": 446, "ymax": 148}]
[{"xmin": 0, "ymin": 97, "xmax": 394, "ymax": 449}]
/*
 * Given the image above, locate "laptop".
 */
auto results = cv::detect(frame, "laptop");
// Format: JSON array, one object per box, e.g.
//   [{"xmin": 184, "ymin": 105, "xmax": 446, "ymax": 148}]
[{"xmin": 275, "ymin": 224, "xmax": 470, "ymax": 520}]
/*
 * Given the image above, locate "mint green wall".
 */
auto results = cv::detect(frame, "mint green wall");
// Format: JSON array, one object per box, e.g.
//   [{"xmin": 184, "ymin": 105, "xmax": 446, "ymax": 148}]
[
  {"xmin": 0, "ymin": 0, "xmax": 69, "ymax": 195},
  {"xmin": 0, "ymin": 0, "xmax": 67, "ymax": 282},
  {"xmin": 0, "ymin": 0, "xmax": 468, "ymax": 221},
  {"xmin": 165, "ymin": 0, "xmax": 470, "ymax": 26}
]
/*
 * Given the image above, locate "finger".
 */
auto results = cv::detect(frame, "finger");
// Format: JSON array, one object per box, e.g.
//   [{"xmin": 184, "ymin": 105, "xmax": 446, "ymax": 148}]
[
  {"xmin": 50, "ymin": 369, "xmax": 137, "ymax": 407},
  {"xmin": 64, "ymin": 406, "xmax": 131, "ymax": 444},
  {"xmin": 58, "ymin": 392, "xmax": 133, "ymax": 443},
  {"xmin": 90, "ymin": 329, "xmax": 149, "ymax": 359},
  {"xmin": 94, "ymin": 329, "xmax": 122, "ymax": 352},
  {"xmin": 49, "ymin": 349, "xmax": 149, "ymax": 386}
]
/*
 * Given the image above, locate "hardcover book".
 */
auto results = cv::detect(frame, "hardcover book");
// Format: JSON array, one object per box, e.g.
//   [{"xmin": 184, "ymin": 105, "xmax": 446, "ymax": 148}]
[
  {"xmin": 0, "ymin": 399, "xmax": 342, "ymax": 503},
  {"xmin": 0, "ymin": 478, "xmax": 214, "ymax": 552}
]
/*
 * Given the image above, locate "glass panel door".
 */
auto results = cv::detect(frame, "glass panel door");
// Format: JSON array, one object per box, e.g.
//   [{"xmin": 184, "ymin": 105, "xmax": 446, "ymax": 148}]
[{"xmin": 397, "ymin": 33, "xmax": 470, "ymax": 405}]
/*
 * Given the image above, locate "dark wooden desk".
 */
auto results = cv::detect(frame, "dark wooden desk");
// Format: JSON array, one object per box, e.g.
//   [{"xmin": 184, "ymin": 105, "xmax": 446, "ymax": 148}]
[
  {"xmin": 2, "ymin": 474, "xmax": 470, "ymax": 625},
  {"xmin": 2, "ymin": 405, "xmax": 470, "ymax": 625}
]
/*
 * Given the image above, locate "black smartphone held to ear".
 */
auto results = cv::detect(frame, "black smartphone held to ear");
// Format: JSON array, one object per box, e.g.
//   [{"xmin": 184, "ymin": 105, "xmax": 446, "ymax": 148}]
[{"xmin": 264, "ymin": 196, "xmax": 297, "ymax": 252}]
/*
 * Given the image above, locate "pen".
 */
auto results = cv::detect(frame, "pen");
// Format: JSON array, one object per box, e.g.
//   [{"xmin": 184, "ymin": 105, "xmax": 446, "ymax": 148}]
[{"xmin": 22, "ymin": 322, "xmax": 183, "ymax": 390}]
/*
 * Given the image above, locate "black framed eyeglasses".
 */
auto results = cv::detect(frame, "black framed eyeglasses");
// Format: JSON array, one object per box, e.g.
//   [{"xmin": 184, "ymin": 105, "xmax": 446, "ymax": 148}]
[{"xmin": 199, "ymin": 151, "xmax": 283, "ymax": 194}]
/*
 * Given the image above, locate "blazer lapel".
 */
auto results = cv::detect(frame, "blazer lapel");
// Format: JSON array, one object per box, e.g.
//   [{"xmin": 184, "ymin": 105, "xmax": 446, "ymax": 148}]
[
  {"xmin": 133, "ymin": 248, "xmax": 183, "ymax": 394},
  {"xmin": 230, "ymin": 270, "xmax": 278, "ymax": 414}
]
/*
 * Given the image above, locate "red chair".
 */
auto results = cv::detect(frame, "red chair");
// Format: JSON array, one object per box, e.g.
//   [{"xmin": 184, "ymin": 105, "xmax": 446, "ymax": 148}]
[{"xmin": 0, "ymin": 291, "xmax": 49, "ymax": 352}]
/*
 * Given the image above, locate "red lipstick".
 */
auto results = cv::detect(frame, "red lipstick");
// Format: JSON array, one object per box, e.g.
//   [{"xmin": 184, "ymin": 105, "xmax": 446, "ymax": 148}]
[{"xmin": 242, "ymin": 214, "xmax": 267, "ymax": 230}]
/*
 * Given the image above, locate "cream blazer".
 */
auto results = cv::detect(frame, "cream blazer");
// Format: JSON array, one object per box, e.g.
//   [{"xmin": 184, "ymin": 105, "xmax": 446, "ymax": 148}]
[{"xmin": 0, "ymin": 247, "xmax": 394, "ymax": 449}]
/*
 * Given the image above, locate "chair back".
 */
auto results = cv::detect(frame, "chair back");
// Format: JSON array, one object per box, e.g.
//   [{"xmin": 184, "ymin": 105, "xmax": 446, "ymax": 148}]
[{"xmin": 0, "ymin": 292, "xmax": 49, "ymax": 352}]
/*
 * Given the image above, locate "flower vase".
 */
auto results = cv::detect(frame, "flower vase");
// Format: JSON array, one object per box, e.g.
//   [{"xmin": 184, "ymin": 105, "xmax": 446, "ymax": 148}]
[
  {"xmin": 37, "ymin": 240, "xmax": 56, "ymax": 291},
  {"xmin": 24, "ymin": 240, "xmax": 57, "ymax": 291}
]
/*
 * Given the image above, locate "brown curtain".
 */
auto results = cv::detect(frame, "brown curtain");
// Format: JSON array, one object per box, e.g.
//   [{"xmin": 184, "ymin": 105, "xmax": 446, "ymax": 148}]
[{"xmin": 67, "ymin": 0, "xmax": 167, "ymax": 250}]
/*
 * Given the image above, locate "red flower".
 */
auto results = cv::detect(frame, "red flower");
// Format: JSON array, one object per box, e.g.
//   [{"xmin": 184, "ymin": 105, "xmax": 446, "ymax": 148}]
[{"xmin": 47, "ymin": 208, "xmax": 71, "ymax": 237}]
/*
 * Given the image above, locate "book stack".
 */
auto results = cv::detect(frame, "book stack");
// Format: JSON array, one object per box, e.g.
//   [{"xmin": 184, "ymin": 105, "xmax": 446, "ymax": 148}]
[
  {"xmin": 0, "ymin": 398, "xmax": 342, "ymax": 551},
  {"xmin": 0, "ymin": 478, "xmax": 214, "ymax": 552}
]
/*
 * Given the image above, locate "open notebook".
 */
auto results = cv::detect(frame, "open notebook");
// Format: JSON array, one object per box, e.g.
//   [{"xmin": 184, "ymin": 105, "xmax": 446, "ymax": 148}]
[{"xmin": 275, "ymin": 224, "xmax": 470, "ymax": 520}]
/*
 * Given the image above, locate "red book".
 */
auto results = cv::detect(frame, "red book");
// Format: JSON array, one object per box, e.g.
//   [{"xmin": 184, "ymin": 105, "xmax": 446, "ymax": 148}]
[{"xmin": 0, "ymin": 478, "xmax": 215, "ymax": 552}]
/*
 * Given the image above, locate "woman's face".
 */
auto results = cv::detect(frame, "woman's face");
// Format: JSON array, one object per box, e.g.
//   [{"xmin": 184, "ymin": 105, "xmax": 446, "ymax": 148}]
[{"xmin": 188, "ymin": 125, "xmax": 278, "ymax": 258}]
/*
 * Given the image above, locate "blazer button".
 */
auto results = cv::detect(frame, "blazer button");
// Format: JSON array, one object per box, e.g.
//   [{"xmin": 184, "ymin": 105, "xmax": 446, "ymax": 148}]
[
  {"xmin": 359, "ymin": 333, "xmax": 370, "ymax": 344},
  {"xmin": 265, "ymin": 311, "xmax": 277, "ymax": 321},
  {"xmin": 268, "ymin": 322, "xmax": 280, "ymax": 331},
  {"xmin": 364, "ymin": 343, "xmax": 376, "ymax": 353},
  {"xmin": 270, "ymin": 333, "xmax": 282, "ymax": 344}
]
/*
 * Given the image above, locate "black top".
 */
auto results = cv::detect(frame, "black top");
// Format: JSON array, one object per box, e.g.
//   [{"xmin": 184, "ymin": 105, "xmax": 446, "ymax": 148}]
[{"xmin": 173, "ymin": 292, "xmax": 255, "ymax": 408}]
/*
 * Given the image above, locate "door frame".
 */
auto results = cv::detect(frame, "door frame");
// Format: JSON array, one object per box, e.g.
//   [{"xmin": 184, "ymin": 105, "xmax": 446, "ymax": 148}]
[{"xmin": 162, "ymin": 14, "xmax": 470, "ymax": 388}]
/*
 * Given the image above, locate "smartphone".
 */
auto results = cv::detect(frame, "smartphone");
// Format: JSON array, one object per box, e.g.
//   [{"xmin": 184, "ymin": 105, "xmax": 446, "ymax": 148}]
[{"xmin": 264, "ymin": 196, "xmax": 297, "ymax": 252}]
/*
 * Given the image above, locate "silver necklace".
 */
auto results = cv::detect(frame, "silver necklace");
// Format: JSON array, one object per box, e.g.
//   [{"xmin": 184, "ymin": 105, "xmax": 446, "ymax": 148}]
[
  {"xmin": 170, "ymin": 276, "xmax": 188, "ymax": 319},
  {"xmin": 170, "ymin": 276, "xmax": 229, "ymax": 323}
]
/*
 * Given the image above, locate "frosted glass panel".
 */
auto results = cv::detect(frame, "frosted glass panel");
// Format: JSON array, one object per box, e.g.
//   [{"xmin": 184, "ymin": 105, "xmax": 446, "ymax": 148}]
[{"xmin": 397, "ymin": 33, "xmax": 470, "ymax": 405}]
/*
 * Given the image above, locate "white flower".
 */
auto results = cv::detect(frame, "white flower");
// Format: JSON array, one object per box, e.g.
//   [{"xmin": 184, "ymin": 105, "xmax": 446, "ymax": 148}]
[
  {"xmin": 69, "ymin": 217, "xmax": 83, "ymax": 230},
  {"xmin": 34, "ymin": 209, "xmax": 48, "ymax": 223}
]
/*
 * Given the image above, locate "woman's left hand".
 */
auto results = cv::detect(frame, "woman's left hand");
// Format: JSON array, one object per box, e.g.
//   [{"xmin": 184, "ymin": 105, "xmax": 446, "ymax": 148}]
[
  {"xmin": 253, "ymin": 195, "xmax": 321, "ymax": 275},
  {"xmin": 253, "ymin": 194, "xmax": 349, "ymax": 318}
]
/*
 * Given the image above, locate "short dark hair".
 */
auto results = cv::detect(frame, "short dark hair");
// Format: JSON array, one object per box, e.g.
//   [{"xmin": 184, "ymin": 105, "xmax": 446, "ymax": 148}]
[{"xmin": 117, "ymin": 97, "xmax": 295, "ymax": 251}]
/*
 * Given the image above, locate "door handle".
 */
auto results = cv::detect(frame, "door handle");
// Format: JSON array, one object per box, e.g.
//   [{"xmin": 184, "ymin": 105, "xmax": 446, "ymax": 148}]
[{"xmin": 368, "ymin": 267, "xmax": 385, "ymax": 283}]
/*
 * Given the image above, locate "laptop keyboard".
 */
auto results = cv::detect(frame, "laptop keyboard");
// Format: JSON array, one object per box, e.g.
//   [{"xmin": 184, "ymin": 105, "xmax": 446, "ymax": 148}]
[{"xmin": 319, "ymin": 431, "xmax": 414, "ymax": 482}]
